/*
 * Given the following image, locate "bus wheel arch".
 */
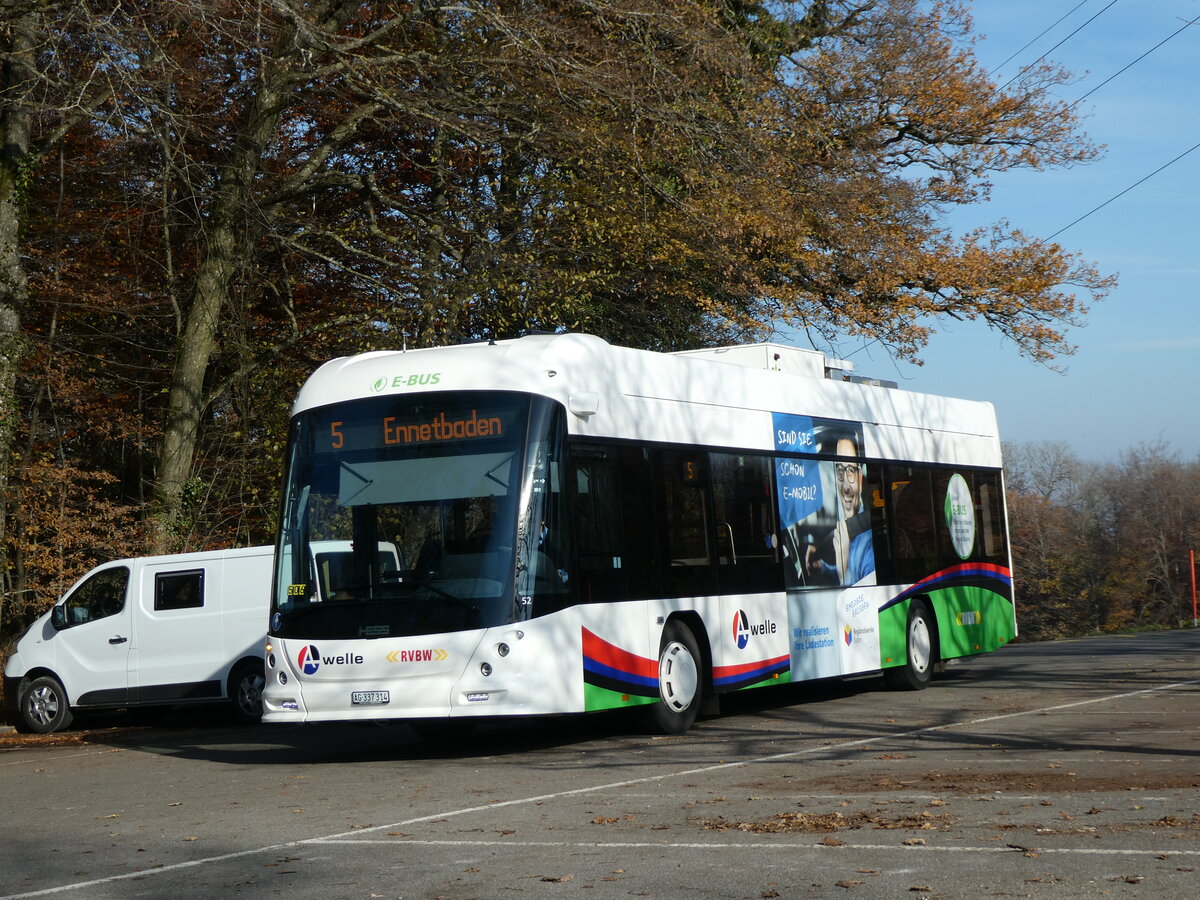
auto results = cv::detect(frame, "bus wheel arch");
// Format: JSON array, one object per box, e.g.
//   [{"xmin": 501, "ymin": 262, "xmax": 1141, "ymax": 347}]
[
  {"xmin": 643, "ymin": 614, "xmax": 710, "ymax": 735},
  {"xmin": 884, "ymin": 597, "xmax": 939, "ymax": 691}
]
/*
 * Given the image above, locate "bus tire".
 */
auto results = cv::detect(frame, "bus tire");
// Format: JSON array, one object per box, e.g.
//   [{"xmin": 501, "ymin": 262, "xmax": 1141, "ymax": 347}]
[
  {"xmin": 644, "ymin": 620, "xmax": 704, "ymax": 735},
  {"xmin": 228, "ymin": 660, "xmax": 265, "ymax": 725},
  {"xmin": 885, "ymin": 601, "xmax": 936, "ymax": 691},
  {"xmin": 18, "ymin": 675, "xmax": 75, "ymax": 734}
]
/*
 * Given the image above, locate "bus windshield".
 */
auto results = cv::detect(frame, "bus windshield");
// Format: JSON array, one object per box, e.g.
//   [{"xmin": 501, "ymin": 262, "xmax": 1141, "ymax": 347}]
[{"xmin": 272, "ymin": 391, "xmax": 555, "ymax": 640}]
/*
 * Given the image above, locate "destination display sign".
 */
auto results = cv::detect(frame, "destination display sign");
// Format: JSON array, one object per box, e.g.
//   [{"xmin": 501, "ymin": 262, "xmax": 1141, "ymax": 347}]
[{"xmin": 312, "ymin": 395, "xmax": 525, "ymax": 455}]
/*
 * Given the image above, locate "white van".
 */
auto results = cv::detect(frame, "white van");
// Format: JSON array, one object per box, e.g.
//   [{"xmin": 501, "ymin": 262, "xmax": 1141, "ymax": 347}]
[{"xmin": 3, "ymin": 546, "xmax": 272, "ymax": 733}]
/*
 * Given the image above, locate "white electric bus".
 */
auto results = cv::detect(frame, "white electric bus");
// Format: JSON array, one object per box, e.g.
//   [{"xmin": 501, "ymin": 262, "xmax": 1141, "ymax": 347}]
[{"xmin": 263, "ymin": 333, "xmax": 1015, "ymax": 734}]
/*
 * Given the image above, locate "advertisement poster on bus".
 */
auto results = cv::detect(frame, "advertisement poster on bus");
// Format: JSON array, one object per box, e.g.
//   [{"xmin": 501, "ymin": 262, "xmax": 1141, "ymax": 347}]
[
  {"xmin": 773, "ymin": 412, "xmax": 882, "ymax": 680},
  {"xmin": 837, "ymin": 587, "xmax": 883, "ymax": 674},
  {"xmin": 772, "ymin": 413, "xmax": 876, "ymax": 590}
]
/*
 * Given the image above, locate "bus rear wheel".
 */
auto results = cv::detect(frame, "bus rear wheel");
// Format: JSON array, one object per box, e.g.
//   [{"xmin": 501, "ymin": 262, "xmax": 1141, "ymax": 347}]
[
  {"xmin": 885, "ymin": 601, "xmax": 935, "ymax": 691},
  {"xmin": 643, "ymin": 620, "xmax": 704, "ymax": 735}
]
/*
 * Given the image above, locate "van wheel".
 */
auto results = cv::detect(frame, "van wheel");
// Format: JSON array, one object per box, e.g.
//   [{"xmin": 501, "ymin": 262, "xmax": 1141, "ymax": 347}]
[
  {"xmin": 885, "ymin": 601, "xmax": 936, "ymax": 691},
  {"xmin": 228, "ymin": 661, "xmax": 265, "ymax": 725},
  {"xmin": 642, "ymin": 620, "xmax": 704, "ymax": 735},
  {"xmin": 19, "ymin": 675, "xmax": 75, "ymax": 734}
]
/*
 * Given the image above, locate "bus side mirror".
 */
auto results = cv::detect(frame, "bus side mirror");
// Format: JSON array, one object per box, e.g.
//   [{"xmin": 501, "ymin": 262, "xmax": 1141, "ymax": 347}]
[{"xmin": 50, "ymin": 605, "xmax": 68, "ymax": 630}]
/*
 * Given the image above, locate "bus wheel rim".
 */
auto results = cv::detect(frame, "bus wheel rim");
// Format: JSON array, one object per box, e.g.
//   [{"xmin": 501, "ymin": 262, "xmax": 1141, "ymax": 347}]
[
  {"xmin": 909, "ymin": 616, "xmax": 931, "ymax": 674},
  {"xmin": 660, "ymin": 641, "xmax": 699, "ymax": 711}
]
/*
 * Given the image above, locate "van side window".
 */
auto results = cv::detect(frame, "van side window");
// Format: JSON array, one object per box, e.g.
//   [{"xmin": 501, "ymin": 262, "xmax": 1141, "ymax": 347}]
[
  {"xmin": 155, "ymin": 570, "xmax": 205, "ymax": 611},
  {"xmin": 63, "ymin": 567, "xmax": 130, "ymax": 626}
]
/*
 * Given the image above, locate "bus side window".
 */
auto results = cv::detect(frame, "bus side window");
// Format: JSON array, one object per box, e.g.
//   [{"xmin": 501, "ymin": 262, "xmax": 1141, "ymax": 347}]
[
  {"xmin": 889, "ymin": 468, "xmax": 939, "ymax": 583},
  {"xmin": 977, "ymin": 472, "xmax": 1008, "ymax": 564},
  {"xmin": 932, "ymin": 469, "xmax": 1008, "ymax": 567},
  {"xmin": 658, "ymin": 449, "xmax": 717, "ymax": 598},
  {"xmin": 863, "ymin": 464, "xmax": 888, "ymax": 583},
  {"xmin": 570, "ymin": 445, "xmax": 627, "ymax": 603},
  {"xmin": 711, "ymin": 452, "xmax": 782, "ymax": 595}
]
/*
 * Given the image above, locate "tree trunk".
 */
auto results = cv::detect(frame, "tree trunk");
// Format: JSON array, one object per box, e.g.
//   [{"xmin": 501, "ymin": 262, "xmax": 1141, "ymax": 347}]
[
  {"xmin": 147, "ymin": 0, "xmax": 361, "ymax": 551},
  {"xmin": 148, "ymin": 65, "xmax": 293, "ymax": 551},
  {"xmin": 0, "ymin": 6, "xmax": 37, "ymax": 610}
]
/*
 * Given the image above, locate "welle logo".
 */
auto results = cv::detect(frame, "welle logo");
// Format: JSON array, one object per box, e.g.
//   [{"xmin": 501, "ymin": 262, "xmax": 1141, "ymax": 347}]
[
  {"xmin": 296, "ymin": 644, "xmax": 364, "ymax": 675},
  {"xmin": 732, "ymin": 610, "xmax": 778, "ymax": 650}
]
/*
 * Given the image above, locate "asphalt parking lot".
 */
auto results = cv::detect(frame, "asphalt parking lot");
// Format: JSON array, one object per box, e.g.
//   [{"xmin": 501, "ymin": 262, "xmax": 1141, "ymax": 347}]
[{"xmin": 2, "ymin": 629, "xmax": 1198, "ymax": 899}]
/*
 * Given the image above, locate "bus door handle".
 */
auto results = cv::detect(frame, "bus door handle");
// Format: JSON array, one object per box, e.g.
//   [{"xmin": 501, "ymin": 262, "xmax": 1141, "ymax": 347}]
[{"xmin": 109, "ymin": 635, "xmax": 128, "ymax": 645}]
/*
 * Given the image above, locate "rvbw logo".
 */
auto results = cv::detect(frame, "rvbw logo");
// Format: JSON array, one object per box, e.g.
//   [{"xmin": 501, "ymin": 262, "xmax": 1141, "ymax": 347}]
[{"xmin": 733, "ymin": 610, "xmax": 777, "ymax": 650}]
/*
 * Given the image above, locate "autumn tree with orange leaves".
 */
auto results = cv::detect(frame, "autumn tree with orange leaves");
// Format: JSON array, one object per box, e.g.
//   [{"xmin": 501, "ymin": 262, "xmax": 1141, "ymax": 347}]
[
  {"xmin": 1004, "ymin": 442, "xmax": 1200, "ymax": 640},
  {"xmin": 0, "ymin": 0, "xmax": 1113, "ymax": 632}
]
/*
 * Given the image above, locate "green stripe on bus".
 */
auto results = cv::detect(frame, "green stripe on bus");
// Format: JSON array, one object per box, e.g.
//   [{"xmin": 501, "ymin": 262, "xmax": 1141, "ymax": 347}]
[{"xmin": 584, "ymin": 683, "xmax": 658, "ymax": 712}]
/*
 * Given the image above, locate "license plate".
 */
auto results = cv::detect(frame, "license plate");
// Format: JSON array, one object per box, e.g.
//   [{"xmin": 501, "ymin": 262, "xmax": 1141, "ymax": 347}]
[{"xmin": 351, "ymin": 690, "xmax": 390, "ymax": 706}]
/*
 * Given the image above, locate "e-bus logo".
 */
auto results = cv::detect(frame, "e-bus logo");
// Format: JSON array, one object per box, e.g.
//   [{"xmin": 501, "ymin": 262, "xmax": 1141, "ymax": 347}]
[
  {"xmin": 371, "ymin": 372, "xmax": 442, "ymax": 393},
  {"xmin": 844, "ymin": 625, "xmax": 853, "ymax": 647},
  {"xmin": 298, "ymin": 644, "xmax": 321, "ymax": 675},
  {"xmin": 733, "ymin": 610, "xmax": 778, "ymax": 649}
]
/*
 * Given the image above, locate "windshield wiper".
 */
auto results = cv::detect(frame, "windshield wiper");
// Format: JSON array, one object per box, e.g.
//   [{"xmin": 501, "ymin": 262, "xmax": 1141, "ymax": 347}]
[
  {"xmin": 338, "ymin": 460, "xmax": 374, "ymax": 504},
  {"xmin": 484, "ymin": 454, "xmax": 512, "ymax": 490}
]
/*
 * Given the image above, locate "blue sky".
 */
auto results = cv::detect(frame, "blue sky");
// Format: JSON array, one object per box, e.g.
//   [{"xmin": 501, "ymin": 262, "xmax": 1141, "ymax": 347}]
[{"xmin": 788, "ymin": 0, "xmax": 1200, "ymax": 461}]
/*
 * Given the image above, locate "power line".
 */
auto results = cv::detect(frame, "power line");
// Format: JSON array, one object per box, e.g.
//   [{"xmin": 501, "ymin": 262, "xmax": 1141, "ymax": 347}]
[
  {"xmin": 1047, "ymin": 139, "xmax": 1200, "ymax": 240},
  {"xmin": 1069, "ymin": 13, "xmax": 1200, "ymax": 109},
  {"xmin": 988, "ymin": 0, "xmax": 1092, "ymax": 77},
  {"xmin": 991, "ymin": 4, "xmax": 1200, "ymax": 241},
  {"xmin": 998, "ymin": 0, "xmax": 1123, "ymax": 93}
]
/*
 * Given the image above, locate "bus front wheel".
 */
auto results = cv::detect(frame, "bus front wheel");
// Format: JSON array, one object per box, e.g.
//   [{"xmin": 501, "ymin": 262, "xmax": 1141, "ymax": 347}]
[
  {"xmin": 885, "ymin": 601, "xmax": 936, "ymax": 691},
  {"xmin": 644, "ymin": 620, "xmax": 703, "ymax": 734}
]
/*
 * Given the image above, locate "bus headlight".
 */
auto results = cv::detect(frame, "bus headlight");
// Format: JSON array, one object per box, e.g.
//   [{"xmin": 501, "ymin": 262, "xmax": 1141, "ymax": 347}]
[{"xmin": 480, "ymin": 662, "xmax": 493, "ymax": 677}]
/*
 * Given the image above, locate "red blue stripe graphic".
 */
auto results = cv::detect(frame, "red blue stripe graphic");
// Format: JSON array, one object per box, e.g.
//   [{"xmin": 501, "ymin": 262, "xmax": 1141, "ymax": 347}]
[
  {"xmin": 583, "ymin": 627, "xmax": 790, "ymax": 697},
  {"xmin": 879, "ymin": 563, "xmax": 1013, "ymax": 612},
  {"xmin": 582, "ymin": 628, "xmax": 659, "ymax": 698},
  {"xmin": 713, "ymin": 653, "xmax": 790, "ymax": 691}
]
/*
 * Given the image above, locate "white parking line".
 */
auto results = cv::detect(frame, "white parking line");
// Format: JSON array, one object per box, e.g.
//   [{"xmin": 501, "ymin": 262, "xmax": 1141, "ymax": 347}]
[
  {"xmin": 316, "ymin": 837, "xmax": 1200, "ymax": 857},
  {"xmin": 5, "ymin": 677, "xmax": 1199, "ymax": 899}
]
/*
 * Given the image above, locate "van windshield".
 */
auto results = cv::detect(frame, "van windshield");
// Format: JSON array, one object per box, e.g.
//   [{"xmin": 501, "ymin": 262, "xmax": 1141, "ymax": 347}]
[{"xmin": 271, "ymin": 391, "xmax": 547, "ymax": 640}]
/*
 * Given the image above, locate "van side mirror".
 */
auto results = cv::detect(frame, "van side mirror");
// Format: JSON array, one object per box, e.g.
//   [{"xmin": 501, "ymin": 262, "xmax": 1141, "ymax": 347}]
[{"xmin": 50, "ymin": 605, "xmax": 68, "ymax": 630}]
